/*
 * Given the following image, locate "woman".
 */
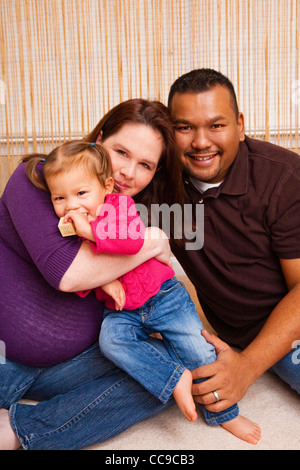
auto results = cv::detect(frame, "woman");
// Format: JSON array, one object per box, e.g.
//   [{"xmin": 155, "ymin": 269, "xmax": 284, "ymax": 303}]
[{"xmin": 0, "ymin": 99, "xmax": 184, "ymax": 450}]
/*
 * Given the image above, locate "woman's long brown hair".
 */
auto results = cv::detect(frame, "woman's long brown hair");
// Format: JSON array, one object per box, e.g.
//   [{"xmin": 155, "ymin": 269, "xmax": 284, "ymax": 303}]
[{"xmin": 84, "ymin": 99, "xmax": 184, "ymax": 210}]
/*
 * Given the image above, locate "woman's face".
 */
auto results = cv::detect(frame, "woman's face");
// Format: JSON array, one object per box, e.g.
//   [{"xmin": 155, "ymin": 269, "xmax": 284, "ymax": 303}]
[{"xmin": 97, "ymin": 123, "xmax": 164, "ymax": 197}]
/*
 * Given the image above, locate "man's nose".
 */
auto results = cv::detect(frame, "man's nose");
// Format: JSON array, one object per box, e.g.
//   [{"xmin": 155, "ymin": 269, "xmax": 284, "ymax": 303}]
[{"xmin": 191, "ymin": 129, "xmax": 212, "ymax": 149}]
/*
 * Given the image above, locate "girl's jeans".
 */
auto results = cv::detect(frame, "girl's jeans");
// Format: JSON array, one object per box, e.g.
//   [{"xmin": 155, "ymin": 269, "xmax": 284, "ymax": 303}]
[{"xmin": 100, "ymin": 277, "xmax": 239, "ymax": 426}]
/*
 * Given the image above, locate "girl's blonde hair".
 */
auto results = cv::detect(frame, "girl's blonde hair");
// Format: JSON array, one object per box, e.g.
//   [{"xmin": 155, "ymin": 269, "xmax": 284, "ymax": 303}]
[{"xmin": 21, "ymin": 141, "xmax": 113, "ymax": 192}]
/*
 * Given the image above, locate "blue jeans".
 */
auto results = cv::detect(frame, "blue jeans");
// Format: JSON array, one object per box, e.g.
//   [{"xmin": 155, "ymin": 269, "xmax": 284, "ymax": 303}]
[
  {"xmin": 0, "ymin": 343, "xmax": 172, "ymax": 450},
  {"xmin": 100, "ymin": 277, "xmax": 239, "ymax": 426}
]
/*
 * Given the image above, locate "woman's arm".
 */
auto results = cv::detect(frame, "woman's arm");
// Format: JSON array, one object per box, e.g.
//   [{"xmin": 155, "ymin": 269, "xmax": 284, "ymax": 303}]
[
  {"xmin": 3, "ymin": 164, "xmax": 171, "ymax": 293},
  {"xmin": 60, "ymin": 226, "xmax": 172, "ymax": 292}
]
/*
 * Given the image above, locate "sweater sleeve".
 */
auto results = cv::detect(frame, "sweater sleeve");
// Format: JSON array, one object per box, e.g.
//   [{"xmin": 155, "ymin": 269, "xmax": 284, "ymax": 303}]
[
  {"xmin": 89, "ymin": 193, "xmax": 145, "ymax": 255},
  {"xmin": 1, "ymin": 163, "xmax": 81, "ymax": 289}
]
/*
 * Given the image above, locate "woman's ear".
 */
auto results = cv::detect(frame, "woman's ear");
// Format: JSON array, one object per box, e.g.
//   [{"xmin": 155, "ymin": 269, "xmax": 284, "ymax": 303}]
[
  {"xmin": 96, "ymin": 130, "xmax": 103, "ymax": 144},
  {"xmin": 104, "ymin": 177, "xmax": 114, "ymax": 195}
]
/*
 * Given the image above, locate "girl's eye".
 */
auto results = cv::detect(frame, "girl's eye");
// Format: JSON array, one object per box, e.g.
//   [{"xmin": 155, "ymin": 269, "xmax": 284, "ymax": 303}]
[
  {"xmin": 54, "ymin": 196, "xmax": 64, "ymax": 201},
  {"xmin": 77, "ymin": 191, "xmax": 86, "ymax": 196}
]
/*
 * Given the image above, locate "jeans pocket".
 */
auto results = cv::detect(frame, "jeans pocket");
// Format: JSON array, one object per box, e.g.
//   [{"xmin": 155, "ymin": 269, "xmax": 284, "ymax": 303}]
[{"xmin": 157, "ymin": 277, "xmax": 182, "ymax": 296}]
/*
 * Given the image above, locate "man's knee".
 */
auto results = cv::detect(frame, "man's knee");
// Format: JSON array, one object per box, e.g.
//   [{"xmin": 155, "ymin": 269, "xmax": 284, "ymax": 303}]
[{"xmin": 271, "ymin": 345, "xmax": 300, "ymax": 394}]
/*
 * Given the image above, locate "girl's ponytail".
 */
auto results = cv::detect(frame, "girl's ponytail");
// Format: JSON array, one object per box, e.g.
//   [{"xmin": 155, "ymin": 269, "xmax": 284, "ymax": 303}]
[{"xmin": 21, "ymin": 153, "xmax": 48, "ymax": 191}]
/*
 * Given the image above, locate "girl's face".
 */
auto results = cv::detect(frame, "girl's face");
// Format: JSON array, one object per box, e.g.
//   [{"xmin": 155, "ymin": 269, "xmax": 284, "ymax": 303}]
[
  {"xmin": 47, "ymin": 167, "xmax": 114, "ymax": 220},
  {"xmin": 97, "ymin": 123, "xmax": 164, "ymax": 197}
]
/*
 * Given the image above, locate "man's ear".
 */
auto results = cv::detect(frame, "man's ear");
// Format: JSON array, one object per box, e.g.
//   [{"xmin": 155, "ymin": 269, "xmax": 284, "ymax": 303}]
[{"xmin": 238, "ymin": 112, "xmax": 245, "ymax": 142}]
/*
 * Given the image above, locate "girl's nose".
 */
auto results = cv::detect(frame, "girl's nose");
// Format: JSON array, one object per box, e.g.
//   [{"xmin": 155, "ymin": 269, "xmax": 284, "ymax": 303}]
[{"xmin": 65, "ymin": 197, "xmax": 80, "ymax": 212}]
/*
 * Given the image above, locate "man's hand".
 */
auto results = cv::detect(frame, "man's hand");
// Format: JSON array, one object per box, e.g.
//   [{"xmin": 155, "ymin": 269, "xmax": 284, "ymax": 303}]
[
  {"xmin": 192, "ymin": 330, "xmax": 256, "ymax": 412},
  {"xmin": 101, "ymin": 279, "xmax": 126, "ymax": 310}
]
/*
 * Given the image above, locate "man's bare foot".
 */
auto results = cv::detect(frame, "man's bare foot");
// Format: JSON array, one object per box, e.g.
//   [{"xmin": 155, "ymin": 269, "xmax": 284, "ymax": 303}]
[
  {"xmin": 221, "ymin": 415, "xmax": 261, "ymax": 444},
  {"xmin": 0, "ymin": 408, "xmax": 21, "ymax": 450},
  {"xmin": 173, "ymin": 369, "xmax": 198, "ymax": 422}
]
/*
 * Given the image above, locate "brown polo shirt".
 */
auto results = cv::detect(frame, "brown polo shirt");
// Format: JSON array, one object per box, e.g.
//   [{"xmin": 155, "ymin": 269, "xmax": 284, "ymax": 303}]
[{"xmin": 171, "ymin": 136, "xmax": 300, "ymax": 348}]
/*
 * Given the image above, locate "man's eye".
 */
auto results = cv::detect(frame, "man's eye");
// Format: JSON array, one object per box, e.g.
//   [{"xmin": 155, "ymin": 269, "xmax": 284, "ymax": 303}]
[{"xmin": 175, "ymin": 125, "xmax": 192, "ymax": 131}]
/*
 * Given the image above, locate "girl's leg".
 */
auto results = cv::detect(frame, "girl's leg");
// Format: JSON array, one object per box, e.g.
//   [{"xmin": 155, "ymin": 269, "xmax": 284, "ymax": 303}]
[
  {"xmin": 153, "ymin": 279, "xmax": 260, "ymax": 443},
  {"xmin": 100, "ymin": 311, "xmax": 186, "ymax": 404}
]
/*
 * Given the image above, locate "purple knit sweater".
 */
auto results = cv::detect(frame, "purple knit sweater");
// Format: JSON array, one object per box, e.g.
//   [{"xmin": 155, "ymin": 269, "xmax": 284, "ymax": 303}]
[{"xmin": 0, "ymin": 163, "xmax": 103, "ymax": 366}]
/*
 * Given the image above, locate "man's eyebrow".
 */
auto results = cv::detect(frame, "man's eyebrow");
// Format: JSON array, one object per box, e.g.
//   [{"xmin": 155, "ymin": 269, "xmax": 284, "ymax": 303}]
[
  {"xmin": 173, "ymin": 115, "xmax": 228, "ymax": 125},
  {"xmin": 172, "ymin": 119, "xmax": 191, "ymax": 125}
]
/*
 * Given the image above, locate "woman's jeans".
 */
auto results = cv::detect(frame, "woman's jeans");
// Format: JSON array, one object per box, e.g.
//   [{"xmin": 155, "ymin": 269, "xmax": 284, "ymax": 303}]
[
  {"xmin": 0, "ymin": 343, "xmax": 172, "ymax": 450},
  {"xmin": 100, "ymin": 277, "xmax": 239, "ymax": 426}
]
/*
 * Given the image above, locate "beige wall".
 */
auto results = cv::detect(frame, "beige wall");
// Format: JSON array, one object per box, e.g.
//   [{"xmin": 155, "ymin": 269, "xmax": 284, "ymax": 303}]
[{"xmin": 1, "ymin": 0, "xmax": 299, "ymax": 194}]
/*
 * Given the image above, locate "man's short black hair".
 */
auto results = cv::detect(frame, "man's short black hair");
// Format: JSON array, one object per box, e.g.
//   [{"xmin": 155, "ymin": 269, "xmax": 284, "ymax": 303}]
[{"xmin": 168, "ymin": 68, "xmax": 239, "ymax": 120}]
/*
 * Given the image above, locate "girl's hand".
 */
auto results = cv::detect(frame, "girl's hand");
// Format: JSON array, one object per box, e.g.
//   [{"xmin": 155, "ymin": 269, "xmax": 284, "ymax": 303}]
[
  {"xmin": 101, "ymin": 280, "xmax": 126, "ymax": 310},
  {"xmin": 64, "ymin": 211, "xmax": 95, "ymax": 241}
]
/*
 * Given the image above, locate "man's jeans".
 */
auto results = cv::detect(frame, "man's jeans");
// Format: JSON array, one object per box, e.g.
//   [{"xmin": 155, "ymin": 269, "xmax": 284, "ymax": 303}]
[{"xmin": 100, "ymin": 277, "xmax": 239, "ymax": 426}]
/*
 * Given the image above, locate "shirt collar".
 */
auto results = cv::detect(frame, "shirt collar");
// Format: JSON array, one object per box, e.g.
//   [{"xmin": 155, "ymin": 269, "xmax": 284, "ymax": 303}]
[{"xmin": 184, "ymin": 138, "xmax": 249, "ymax": 198}]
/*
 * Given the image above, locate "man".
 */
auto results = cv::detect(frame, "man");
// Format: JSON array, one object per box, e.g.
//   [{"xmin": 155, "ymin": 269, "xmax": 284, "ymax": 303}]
[{"xmin": 168, "ymin": 68, "xmax": 300, "ymax": 413}]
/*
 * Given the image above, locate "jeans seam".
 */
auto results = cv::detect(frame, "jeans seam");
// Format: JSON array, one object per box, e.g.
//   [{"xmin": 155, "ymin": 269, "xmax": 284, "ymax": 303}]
[
  {"xmin": 158, "ymin": 364, "xmax": 183, "ymax": 403},
  {"xmin": 2, "ymin": 369, "xmax": 41, "ymax": 409},
  {"xmin": 12, "ymin": 375, "xmax": 130, "ymax": 447},
  {"xmin": 204, "ymin": 404, "xmax": 239, "ymax": 425}
]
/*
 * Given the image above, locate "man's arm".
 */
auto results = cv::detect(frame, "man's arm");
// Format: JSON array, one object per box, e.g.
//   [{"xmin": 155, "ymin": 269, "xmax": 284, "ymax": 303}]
[
  {"xmin": 59, "ymin": 226, "xmax": 171, "ymax": 292},
  {"xmin": 191, "ymin": 257, "xmax": 300, "ymax": 412}
]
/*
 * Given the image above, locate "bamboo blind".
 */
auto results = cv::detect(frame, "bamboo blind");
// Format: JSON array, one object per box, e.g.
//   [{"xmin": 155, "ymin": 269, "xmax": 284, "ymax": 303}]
[{"xmin": 0, "ymin": 0, "xmax": 299, "ymax": 195}]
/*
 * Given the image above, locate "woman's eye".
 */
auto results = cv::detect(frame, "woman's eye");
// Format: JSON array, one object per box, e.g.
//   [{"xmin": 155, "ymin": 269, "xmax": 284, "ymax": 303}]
[
  {"xmin": 117, "ymin": 149, "xmax": 127, "ymax": 157},
  {"xmin": 141, "ymin": 162, "xmax": 150, "ymax": 170}
]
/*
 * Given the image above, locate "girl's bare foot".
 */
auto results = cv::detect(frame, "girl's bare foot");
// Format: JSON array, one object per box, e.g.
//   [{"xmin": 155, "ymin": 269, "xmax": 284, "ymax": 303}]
[
  {"xmin": 0, "ymin": 408, "xmax": 21, "ymax": 450},
  {"xmin": 221, "ymin": 415, "xmax": 261, "ymax": 444},
  {"xmin": 173, "ymin": 369, "xmax": 198, "ymax": 422}
]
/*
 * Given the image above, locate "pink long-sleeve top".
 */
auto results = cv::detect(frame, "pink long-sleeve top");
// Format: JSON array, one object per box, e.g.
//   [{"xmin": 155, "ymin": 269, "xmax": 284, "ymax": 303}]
[{"xmin": 77, "ymin": 193, "xmax": 174, "ymax": 310}]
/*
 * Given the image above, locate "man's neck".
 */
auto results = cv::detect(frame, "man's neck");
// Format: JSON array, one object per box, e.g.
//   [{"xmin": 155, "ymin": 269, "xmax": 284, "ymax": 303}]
[{"xmin": 189, "ymin": 176, "xmax": 222, "ymax": 193}]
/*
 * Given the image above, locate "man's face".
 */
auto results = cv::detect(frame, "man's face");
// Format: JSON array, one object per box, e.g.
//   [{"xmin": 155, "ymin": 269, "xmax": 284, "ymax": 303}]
[{"xmin": 170, "ymin": 85, "xmax": 245, "ymax": 183}]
